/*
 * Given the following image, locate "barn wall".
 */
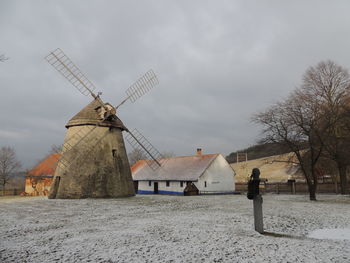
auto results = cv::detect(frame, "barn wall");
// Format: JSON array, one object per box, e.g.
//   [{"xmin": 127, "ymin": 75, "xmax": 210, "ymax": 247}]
[
  {"xmin": 195, "ymin": 155, "xmax": 235, "ymax": 193},
  {"xmin": 137, "ymin": 180, "xmax": 185, "ymax": 195},
  {"xmin": 25, "ymin": 177, "xmax": 53, "ymax": 196},
  {"xmin": 24, "ymin": 178, "xmax": 33, "ymax": 194}
]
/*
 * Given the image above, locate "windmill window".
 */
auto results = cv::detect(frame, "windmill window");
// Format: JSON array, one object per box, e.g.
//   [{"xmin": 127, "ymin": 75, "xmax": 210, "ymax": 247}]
[
  {"xmin": 166, "ymin": 181, "xmax": 170, "ymax": 187},
  {"xmin": 112, "ymin": 149, "xmax": 117, "ymax": 157},
  {"xmin": 180, "ymin": 181, "xmax": 183, "ymax": 187},
  {"xmin": 149, "ymin": 181, "xmax": 152, "ymax": 187}
]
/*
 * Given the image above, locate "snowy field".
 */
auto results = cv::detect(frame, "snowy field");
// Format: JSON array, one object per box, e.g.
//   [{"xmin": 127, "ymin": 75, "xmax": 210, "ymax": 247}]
[{"xmin": 1, "ymin": 194, "xmax": 350, "ymax": 263}]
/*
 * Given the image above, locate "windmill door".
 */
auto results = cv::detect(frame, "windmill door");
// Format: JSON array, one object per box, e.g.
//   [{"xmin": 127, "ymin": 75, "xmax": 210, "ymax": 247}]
[{"xmin": 154, "ymin": 182, "xmax": 159, "ymax": 194}]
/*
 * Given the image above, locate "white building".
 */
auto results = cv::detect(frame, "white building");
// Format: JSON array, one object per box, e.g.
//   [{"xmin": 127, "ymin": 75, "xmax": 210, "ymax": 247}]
[{"xmin": 131, "ymin": 149, "xmax": 235, "ymax": 195}]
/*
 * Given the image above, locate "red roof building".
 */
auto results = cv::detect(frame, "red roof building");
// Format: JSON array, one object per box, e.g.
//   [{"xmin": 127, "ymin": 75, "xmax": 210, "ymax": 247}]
[{"xmin": 25, "ymin": 153, "xmax": 60, "ymax": 196}]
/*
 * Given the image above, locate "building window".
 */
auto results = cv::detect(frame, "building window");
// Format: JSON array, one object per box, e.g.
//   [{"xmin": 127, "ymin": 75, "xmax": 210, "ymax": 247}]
[
  {"xmin": 112, "ymin": 149, "xmax": 117, "ymax": 157},
  {"xmin": 166, "ymin": 181, "xmax": 170, "ymax": 187},
  {"xmin": 204, "ymin": 181, "xmax": 207, "ymax": 188},
  {"xmin": 180, "ymin": 181, "xmax": 183, "ymax": 187},
  {"xmin": 149, "ymin": 181, "xmax": 152, "ymax": 187}
]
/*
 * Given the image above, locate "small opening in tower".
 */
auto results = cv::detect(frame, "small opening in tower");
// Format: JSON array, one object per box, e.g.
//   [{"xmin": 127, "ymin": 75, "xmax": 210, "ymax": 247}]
[{"xmin": 112, "ymin": 149, "xmax": 117, "ymax": 157}]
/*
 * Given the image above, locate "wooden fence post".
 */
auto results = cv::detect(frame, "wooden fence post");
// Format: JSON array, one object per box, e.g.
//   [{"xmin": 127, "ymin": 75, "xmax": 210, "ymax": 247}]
[{"xmin": 334, "ymin": 181, "xmax": 338, "ymax": 194}]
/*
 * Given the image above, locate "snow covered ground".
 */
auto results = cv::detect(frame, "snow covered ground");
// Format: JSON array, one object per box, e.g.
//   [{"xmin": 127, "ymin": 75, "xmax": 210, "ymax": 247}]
[
  {"xmin": 308, "ymin": 228, "xmax": 350, "ymax": 241},
  {"xmin": 0, "ymin": 194, "xmax": 349, "ymax": 262}
]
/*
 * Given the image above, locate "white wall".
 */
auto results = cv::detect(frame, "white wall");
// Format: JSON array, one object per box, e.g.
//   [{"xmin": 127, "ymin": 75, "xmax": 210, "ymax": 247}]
[
  {"xmin": 138, "ymin": 180, "xmax": 186, "ymax": 194},
  {"xmin": 195, "ymin": 155, "xmax": 235, "ymax": 193},
  {"xmin": 137, "ymin": 155, "xmax": 235, "ymax": 195}
]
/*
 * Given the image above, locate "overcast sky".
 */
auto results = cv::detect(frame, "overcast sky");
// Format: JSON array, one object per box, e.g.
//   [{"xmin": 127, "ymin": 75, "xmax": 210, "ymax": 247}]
[{"xmin": 1, "ymin": 0, "xmax": 350, "ymax": 169}]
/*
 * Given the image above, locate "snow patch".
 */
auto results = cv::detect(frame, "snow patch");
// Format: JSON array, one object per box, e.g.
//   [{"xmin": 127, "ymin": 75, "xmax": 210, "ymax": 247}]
[{"xmin": 308, "ymin": 228, "xmax": 350, "ymax": 240}]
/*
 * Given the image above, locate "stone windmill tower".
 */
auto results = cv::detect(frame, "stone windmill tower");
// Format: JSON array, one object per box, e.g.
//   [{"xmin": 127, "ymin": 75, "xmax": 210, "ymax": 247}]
[{"xmin": 45, "ymin": 49, "xmax": 163, "ymax": 199}]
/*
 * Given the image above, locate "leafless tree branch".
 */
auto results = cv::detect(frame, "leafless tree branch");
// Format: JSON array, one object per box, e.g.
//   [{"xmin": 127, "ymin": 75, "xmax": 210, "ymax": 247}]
[{"xmin": 0, "ymin": 146, "xmax": 21, "ymax": 195}]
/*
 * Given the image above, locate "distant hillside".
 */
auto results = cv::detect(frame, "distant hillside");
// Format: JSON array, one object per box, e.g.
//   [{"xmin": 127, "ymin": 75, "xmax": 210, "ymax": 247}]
[
  {"xmin": 226, "ymin": 143, "xmax": 291, "ymax": 163},
  {"xmin": 231, "ymin": 152, "xmax": 304, "ymax": 183}
]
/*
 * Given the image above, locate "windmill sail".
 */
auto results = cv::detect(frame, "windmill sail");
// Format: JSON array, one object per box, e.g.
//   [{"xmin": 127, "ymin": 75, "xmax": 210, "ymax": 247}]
[
  {"xmin": 45, "ymin": 48, "xmax": 97, "ymax": 97},
  {"xmin": 116, "ymin": 70, "xmax": 159, "ymax": 109},
  {"xmin": 46, "ymin": 48, "xmax": 116, "ymax": 120},
  {"xmin": 125, "ymin": 128, "xmax": 164, "ymax": 170},
  {"xmin": 51, "ymin": 125, "xmax": 107, "ymax": 172}
]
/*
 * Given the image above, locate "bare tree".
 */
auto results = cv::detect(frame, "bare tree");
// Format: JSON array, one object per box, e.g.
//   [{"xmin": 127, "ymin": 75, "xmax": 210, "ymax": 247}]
[
  {"xmin": 49, "ymin": 144, "xmax": 63, "ymax": 154},
  {"xmin": 255, "ymin": 64, "xmax": 343, "ymax": 200},
  {"xmin": 254, "ymin": 60, "xmax": 350, "ymax": 199},
  {"xmin": 0, "ymin": 147, "xmax": 21, "ymax": 195},
  {"xmin": 128, "ymin": 148, "xmax": 147, "ymax": 166},
  {"xmin": 253, "ymin": 91, "xmax": 324, "ymax": 200},
  {"xmin": 302, "ymin": 61, "xmax": 350, "ymax": 194}
]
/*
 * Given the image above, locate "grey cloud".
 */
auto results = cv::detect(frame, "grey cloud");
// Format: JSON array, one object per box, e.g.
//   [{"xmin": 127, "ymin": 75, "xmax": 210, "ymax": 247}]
[{"xmin": 1, "ymin": 0, "xmax": 350, "ymax": 168}]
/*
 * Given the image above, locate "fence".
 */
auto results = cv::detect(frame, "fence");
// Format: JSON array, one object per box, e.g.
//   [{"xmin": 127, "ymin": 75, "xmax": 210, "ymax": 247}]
[
  {"xmin": 0, "ymin": 188, "xmax": 24, "ymax": 196},
  {"xmin": 235, "ymin": 182, "xmax": 345, "ymax": 194}
]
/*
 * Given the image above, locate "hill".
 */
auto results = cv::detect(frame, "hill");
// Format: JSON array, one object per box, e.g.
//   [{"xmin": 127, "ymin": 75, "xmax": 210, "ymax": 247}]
[
  {"xmin": 230, "ymin": 152, "xmax": 304, "ymax": 183},
  {"xmin": 226, "ymin": 143, "xmax": 291, "ymax": 163}
]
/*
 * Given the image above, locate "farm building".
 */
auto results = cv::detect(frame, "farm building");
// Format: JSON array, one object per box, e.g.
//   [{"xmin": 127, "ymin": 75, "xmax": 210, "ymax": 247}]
[
  {"xmin": 25, "ymin": 153, "xmax": 60, "ymax": 196},
  {"xmin": 132, "ymin": 149, "xmax": 235, "ymax": 195}
]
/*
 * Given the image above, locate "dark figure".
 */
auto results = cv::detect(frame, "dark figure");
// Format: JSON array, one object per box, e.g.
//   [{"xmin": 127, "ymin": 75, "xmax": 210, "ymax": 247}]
[{"xmin": 247, "ymin": 168, "xmax": 260, "ymax": 200}]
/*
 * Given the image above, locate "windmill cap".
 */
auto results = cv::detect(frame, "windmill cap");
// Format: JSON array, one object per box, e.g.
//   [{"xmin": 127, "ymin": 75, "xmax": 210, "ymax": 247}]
[{"xmin": 65, "ymin": 98, "xmax": 127, "ymax": 130}]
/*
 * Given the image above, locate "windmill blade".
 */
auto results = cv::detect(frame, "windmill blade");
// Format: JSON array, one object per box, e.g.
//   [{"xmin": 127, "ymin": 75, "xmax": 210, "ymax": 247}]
[
  {"xmin": 116, "ymin": 70, "xmax": 159, "ymax": 109},
  {"xmin": 62, "ymin": 126, "xmax": 97, "ymax": 153},
  {"xmin": 45, "ymin": 48, "xmax": 98, "ymax": 98},
  {"xmin": 52, "ymin": 126, "xmax": 109, "ymax": 173},
  {"xmin": 125, "ymin": 128, "xmax": 163, "ymax": 170},
  {"xmin": 49, "ymin": 150, "xmax": 70, "ymax": 173},
  {"xmin": 50, "ymin": 126, "xmax": 98, "ymax": 171},
  {"xmin": 45, "ymin": 48, "xmax": 113, "ymax": 118}
]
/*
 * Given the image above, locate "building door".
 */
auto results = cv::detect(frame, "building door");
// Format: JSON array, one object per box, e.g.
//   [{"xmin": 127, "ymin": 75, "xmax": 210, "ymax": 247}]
[{"xmin": 154, "ymin": 182, "xmax": 159, "ymax": 194}]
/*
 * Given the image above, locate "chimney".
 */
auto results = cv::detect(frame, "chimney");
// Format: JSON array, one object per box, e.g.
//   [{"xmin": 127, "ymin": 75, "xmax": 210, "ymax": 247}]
[{"xmin": 196, "ymin": 148, "xmax": 202, "ymax": 156}]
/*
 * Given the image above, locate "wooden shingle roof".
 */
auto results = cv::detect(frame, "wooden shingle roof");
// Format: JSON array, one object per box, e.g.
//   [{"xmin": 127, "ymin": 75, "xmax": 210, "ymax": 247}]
[{"xmin": 66, "ymin": 98, "xmax": 127, "ymax": 130}]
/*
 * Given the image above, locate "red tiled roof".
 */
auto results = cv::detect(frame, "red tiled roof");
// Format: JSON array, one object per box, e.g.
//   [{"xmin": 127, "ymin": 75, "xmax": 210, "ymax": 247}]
[
  {"xmin": 131, "ymin": 160, "xmax": 148, "ymax": 174},
  {"xmin": 28, "ymin": 153, "xmax": 60, "ymax": 177}
]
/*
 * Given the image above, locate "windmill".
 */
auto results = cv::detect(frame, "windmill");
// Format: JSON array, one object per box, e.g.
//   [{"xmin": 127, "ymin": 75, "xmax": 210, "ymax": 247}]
[{"xmin": 45, "ymin": 48, "xmax": 163, "ymax": 199}]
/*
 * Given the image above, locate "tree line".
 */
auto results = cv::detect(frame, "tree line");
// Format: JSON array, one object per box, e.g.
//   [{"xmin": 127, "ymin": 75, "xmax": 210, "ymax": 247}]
[{"xmin": 253, "ymin": 60, "xmax": 350, "ymax": 200}]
